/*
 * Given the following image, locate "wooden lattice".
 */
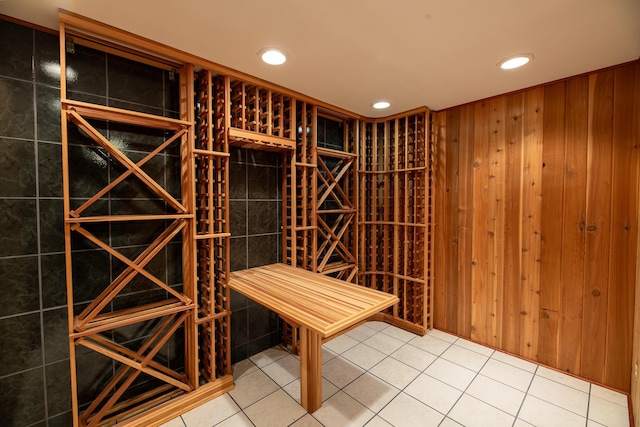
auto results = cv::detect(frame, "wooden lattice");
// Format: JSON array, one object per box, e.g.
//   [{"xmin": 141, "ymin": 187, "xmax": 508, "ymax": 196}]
[{"xmin": 60, "ymin": 19, "xmax": 233, "ymax": 427}]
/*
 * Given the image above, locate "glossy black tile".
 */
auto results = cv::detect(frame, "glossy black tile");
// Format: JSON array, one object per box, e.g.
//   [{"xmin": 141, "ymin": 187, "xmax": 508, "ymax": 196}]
[
  {"xmin": 325, "ymin": 117, "xmax": 344, "ymax": 150},
  {"xmin": 34, "ymin": 30, "xmax": 60, "ymax": 88},
  {"xmin": 316, "ymin": 116, "xmax": 327, "ymax": 145},
  {"xmin": 165, "ymin": 154, "xmax": 181, "ymax": 199},
  {"xmin": 108, "ymin": 121, "xmax": 166, "ymax": 153},
  {"xmin": 163, "ymin": 326, "xmax": 184, "ymax": 370},
  {"xmin": 66, "ymin": 44, "xmax": 106, "ymax": 96},
  {"xmin": 246, "ymin": 149, "xmax": 280, "ymax": 167},
  {"xmin": 0, "ymin": 313, "xmax": 42, "ymax": 377},
  {"xmin": 230, "ymin": 288, "xmax": 248, "ymax": 311},
  {"xmin": 247, "ymin": 165, "xmax": 279, "ymax": 200},
  {"xmin": 38, "ymin": 198, "xmax": 64, "ymax": 254},
  {"xmin": 67, "ymin": 117, "xmax": 108, "ymax": 147},
  {"xmin": 231, "ymin": 308, "xmax": 248, "ymax": 348},
  {"xmin": 108, "ymin": 55, "xmax": 163, "ymax": 109},
  {"xmin": 247, "ymin": 234, "xmax": 279, "ymax": 268},
  {"xmin": 36, "ymin": 84, "xmax": 62, "ymax": 143},
  {"xmin": 0, "ymin": 256, "xmax": 39, "ymax": 317},
  {"xmin": 47, "ymin": 411, "xmax": 73, "ymax": 427},
  {"xmin": 248, "ymin": 304, "xmax": 278, "ymax": 340},
  {"xmin": 41, "ymin": 253, "xmax": 66, "ymax": 308},
  {"xmin": 0, "ymin": 77, "xmax": 35, "ymax": 139},
  {"xmin": 230, "ymin": 200, "xmax": 247, "ymax": 236},
  {"xmin": 37, "ymin": 141, "xmax": 62, "ymax": 197},
  {"xmin": 45, "ymin": 360, "xmax": 72, "ymax": 415},
  {"xmin": 166, "ymin": 242, "xmax": 182, "ymax": 286},
  {"xmin": 229, "ymin": 161, "xmax": 246, "ymax": 199},
  {"xmin": 75, "ymin": 346, "xmax": 113, "ymax": 407},
  {"xmin": 0, "ymin": 20, "xmax": 33, "ymax": 80},
  {"xmin": 68, "ymin": 144, "xmax": 109, "ymax": 199},
  {"xmin": 247, "ymin": 201, "xmax": 279, "ymax": 235},
  {"xmin": 43, "ymin": 308, "xmax": 69, "ymax": 363},
  {"xmin": 229, "ymin": 237, "xmax": 247, "ymax": 272},
  {"xmin": 228, "ymin": 146, "xmax": 245, "ymax": 164},
  {"xmin": 0, "ymin": 137, "xmax": 36, "ymax": 197},
  {"xmin": 0, "ymin": 367, "xmax": 45, "ymax": 426},
  {"xmin": 164, "ymin": 69, "xmax": 180, "ymax": 114},
  {"xmin": 0, "ymin": 199, "xmax": 37, "ymax": 257},
  {"xmin": 231, "ymin": 343, "xmax": 248, "ymax": 365},
  {"xmin": 247, "ymin": 332, "xmax": 281, "ymax": 358},
  {"xmin": 70, "ymin": 249, "xmax": 110, "ymax": 306}
]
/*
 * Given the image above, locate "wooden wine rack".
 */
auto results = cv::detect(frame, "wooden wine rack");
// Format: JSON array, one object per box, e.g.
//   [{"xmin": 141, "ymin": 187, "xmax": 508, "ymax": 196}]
[
  {"xmin": 227, "ymin": 80, "xmax": 296, "ymax": 151},
  {"xmin": 358, "ymin": 110, "xmax": 433, "ymax": 333},
  {"xmin": 60, "ymin": 19, "xmax": 233, "ymax": 427},
  {"xmin": 59, "ymin": 12, "xmax": 434, "ymax": 426},
  {"xmin": 194, "ymin": 71, "xmax": 232, "ymax": 380}
]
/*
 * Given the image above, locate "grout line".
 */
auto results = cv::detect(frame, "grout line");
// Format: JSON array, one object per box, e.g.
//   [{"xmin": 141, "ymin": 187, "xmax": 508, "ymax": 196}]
[{"xmin": 32, "ymin": 26, "xmax": 52, "ymax": 426}]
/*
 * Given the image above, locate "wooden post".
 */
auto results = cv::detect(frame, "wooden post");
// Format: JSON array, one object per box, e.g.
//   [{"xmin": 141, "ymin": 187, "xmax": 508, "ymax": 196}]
[{"xmin": 299, "ymin": 326, "xmax": 322, "ymax": 413}]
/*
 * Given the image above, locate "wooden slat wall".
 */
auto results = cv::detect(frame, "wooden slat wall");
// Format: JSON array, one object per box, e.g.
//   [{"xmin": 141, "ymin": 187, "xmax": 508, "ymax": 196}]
[{"xmin": 434, "ymin": 60, "xmax": 640, "ymax": 392}]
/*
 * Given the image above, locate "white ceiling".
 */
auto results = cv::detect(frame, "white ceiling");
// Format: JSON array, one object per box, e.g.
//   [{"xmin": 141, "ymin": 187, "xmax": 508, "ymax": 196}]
[{"xmin": 2, "ymin": 0, "xmax": 639, "ymax": 116}]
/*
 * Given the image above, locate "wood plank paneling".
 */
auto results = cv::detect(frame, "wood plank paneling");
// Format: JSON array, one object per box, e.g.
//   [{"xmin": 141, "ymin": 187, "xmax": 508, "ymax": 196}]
[
  {"xmin": 488, "ymin": 97, "xmax": 506, "ymax": 348},
  {"xmin": 471, "ymin": 101, "xmax": 490, "ymax": 343},
  {"xmin": 539, "ymin": 81, "xmax": 565, "ymax": 366},
  {"xmin": 434, "ymin": 60, "xmax": 640, "ymax": 392},
  {"xmin": 605, "ymin": 64, "xmax": 639, "ymax": 391},
  {"xmin": 631, "ymin": 62, "xmax": 640, "ymax": 427},
  {"xmin": 433, "ymin": 111, "xmax": 448, "ymax": 329},
  {"xmin": 519, "ymin": 87, "xmax": 543, "ymax": 360},
  {"xmin": 581, "ymin": 69, "xmax": 614, "ymax": 383},
  {"xmin": 457, "ymin": 104, "xmax": 474, "ymax": 337},
  {"xmin": 445, "ymin": 109, "xmax": 460, "ymax": 331},
  {"xmin": 558, "ymin": 76, "xmax": 588, "ymax": 375},
  {"xmin": 502, "ymin": 93, "xmax": 524, "ymax": 355}
]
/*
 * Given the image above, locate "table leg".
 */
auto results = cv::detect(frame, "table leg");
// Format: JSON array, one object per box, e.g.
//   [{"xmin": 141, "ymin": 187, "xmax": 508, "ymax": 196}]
[{"xmin": 299, "ymin": 326, "xmax": 322, "ymax": 412}]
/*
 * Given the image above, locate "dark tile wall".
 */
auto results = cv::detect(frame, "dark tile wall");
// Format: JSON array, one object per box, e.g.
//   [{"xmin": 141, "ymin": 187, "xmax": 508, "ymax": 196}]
[
  {"xmin": 1, "ymin": 17, "xmax": 285, "ymax": 426},
  {"xmin": 0, "ymin": 19, "xmax": 183, "ymax": 427},
  {"xmin": 228, "ymin": 147, "xmax": 283, "ymax": 364},
  {"xmin": 317, "ymin": 116, "xmax": 344, "ymax": 150}
]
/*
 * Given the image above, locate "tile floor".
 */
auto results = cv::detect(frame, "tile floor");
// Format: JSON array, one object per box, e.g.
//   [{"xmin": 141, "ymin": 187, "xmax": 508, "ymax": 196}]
[{"xmin": 161, "ymin": 323, "xmax": 631, "ymax": 427}]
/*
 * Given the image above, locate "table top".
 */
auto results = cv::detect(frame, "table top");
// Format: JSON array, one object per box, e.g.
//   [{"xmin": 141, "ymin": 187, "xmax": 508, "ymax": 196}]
[{"xmin": 229, "ymin": 263, "xmax": 398, "ymax": 338}]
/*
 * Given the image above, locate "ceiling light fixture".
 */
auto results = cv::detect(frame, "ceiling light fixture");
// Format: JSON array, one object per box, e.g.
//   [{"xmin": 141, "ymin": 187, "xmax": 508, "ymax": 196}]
[
  {"xmin": 259, "ymin": 48, "xmax": 287, "ymax": 65},
  {"xmin": 498, "ymin": 54, "xmax": 533, "ymax": 70},
  {"xmin": 372, "ymin": 101, "xmax": 390, "ymax": 109}
]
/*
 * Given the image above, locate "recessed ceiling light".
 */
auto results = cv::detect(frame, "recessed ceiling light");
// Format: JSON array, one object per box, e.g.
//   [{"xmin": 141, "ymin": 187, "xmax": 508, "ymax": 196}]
[
  {"xmin": 372, "ymin": 101, "xmax": 390, "ymax": 109},
  {"xmin": 498, "ymin": 54, "xmax": 533, "ymax": 70},
  {"xmin": 259, "ymin": 48, "xmax": 287, "ymax": 65}
]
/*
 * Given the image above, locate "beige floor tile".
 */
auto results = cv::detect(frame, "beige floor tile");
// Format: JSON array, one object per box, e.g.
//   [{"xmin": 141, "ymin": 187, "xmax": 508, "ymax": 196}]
[
  {"xmin": 243, "ymin": 389, "xmax": 306, "ymax": 427},
  {"xmin": 181, "ymin": 394, "xmax": 240, "ymax": 427},
  {"xmin": 369, "ymin": 356, "xmax": 421, "ymax": 389},
  {"xmin": 424, "ymin": 357, "xmax": 476, "ymax": 391},
  {"xmin": 519, "ymin": 395, "xmax": 586, "ymax": 427},
  {"xmin": 449, "ymin": 394, "xmax": 514, "ymax": 427},
  {"xmin": 404, "ymin": 373, "xmax": 462, "ymax": 414},
  {"xmin": 312, "ymin": 391, "xmax": 375, "ymax": 427},
  {"xmin": 228, "ymin": 369, "xmax": 279, "ymax": 409},
  {"xmin": 378, "ymin": 392, "xmax": 444, "ymax": 427},
  {"xmin": 343, "ymin": 372, "xmax": 400, "ymax": 412}
]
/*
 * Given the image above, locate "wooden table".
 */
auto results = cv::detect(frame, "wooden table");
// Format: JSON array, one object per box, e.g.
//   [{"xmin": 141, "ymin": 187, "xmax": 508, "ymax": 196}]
[{"xmin": 228, "ymin": 263, "xmax": 398, "ymax": 413}]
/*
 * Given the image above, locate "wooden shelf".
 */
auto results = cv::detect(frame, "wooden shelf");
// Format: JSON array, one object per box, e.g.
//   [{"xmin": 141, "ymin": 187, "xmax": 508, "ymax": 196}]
[{"xmin": 62, "ymin": 99, "xmax": 192, "ymax": 130}]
